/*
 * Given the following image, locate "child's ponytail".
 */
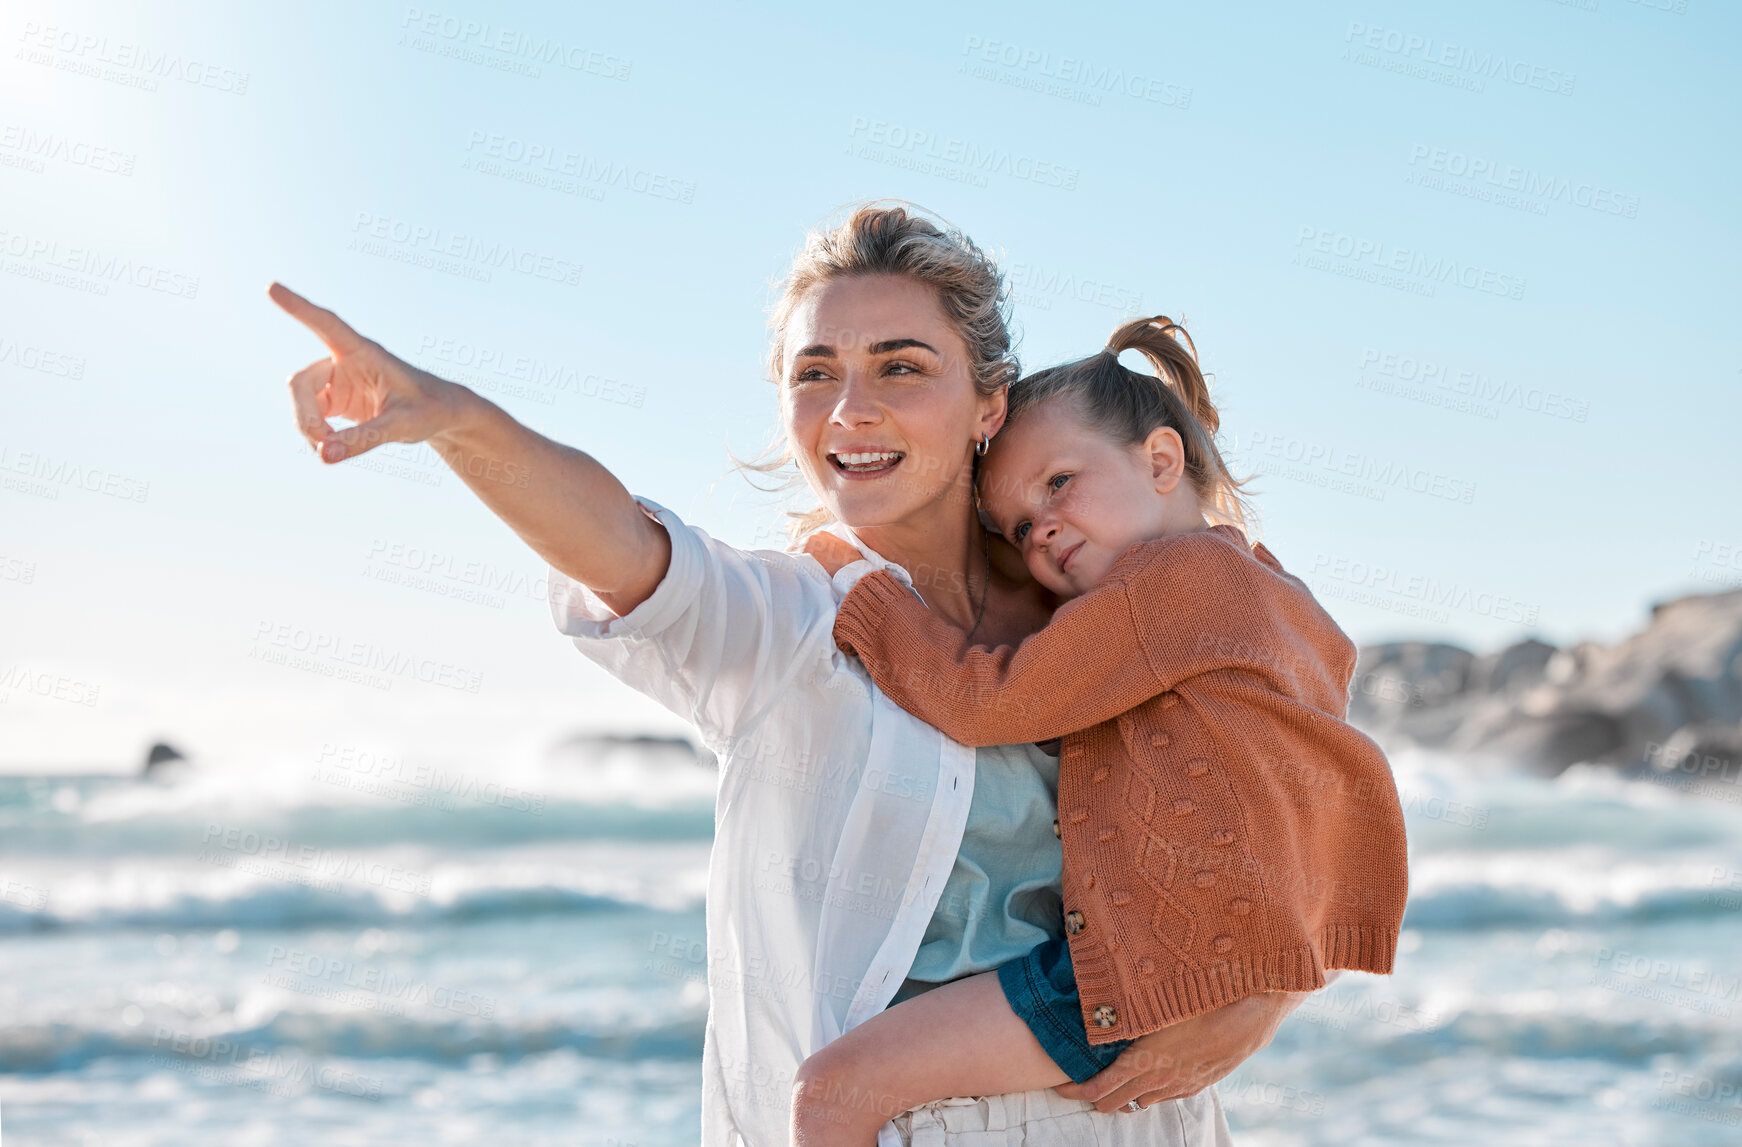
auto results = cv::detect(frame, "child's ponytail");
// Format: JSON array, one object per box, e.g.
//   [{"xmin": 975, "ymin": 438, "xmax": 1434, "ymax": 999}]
[{"xmin": 1006, "ymin": 315, "xmax": 1253, "ymax": 531}]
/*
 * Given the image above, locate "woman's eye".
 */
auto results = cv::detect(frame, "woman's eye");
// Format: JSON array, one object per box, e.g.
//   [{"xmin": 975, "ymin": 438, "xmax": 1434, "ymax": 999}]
[
  {"xmin": 792, "ymin": 367, "xmax": 829, "ymax": 384},
  {"xmin": 1048, "ymin": 473, "xmax": 1071, "ymax": 491},
  {"xmin": 884, "ymin": 361, "xmax": 919, "ymax": 376}
]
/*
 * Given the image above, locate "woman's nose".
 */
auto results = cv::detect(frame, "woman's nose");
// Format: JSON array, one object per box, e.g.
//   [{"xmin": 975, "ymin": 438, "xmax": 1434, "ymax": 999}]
[{"xmin": 829, "ymin": 377, "xmax": 881, "ymax": 427}]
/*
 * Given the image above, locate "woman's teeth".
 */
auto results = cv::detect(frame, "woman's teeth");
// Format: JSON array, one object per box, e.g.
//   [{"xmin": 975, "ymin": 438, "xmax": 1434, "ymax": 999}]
[{"xmin": 832, "ymin": 451, "xmax": 903, "ymax": 472}]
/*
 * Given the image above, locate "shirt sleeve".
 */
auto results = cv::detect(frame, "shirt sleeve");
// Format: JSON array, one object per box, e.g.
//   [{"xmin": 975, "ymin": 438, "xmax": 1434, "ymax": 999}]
[
  {"xmin": 831, "ymin": 530, "xmax": 1295, "ymax": 746},
  {"xmin": 546, "ymin": 497, "xmax": 839, "ymax": 751}
]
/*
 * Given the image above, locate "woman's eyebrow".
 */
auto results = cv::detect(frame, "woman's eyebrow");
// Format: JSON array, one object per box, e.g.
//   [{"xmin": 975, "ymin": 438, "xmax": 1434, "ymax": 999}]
[
  {"xmin": 868, "ymin": 338, "xmax": 937, "ymax": 355},
  {"xmin": 794, "ymin": 337, "xmax": 937, "ymax": 359}
]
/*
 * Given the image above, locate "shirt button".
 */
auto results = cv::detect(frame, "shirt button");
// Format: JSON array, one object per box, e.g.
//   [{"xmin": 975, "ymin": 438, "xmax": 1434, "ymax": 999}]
[
  {"xmin": 1092, "ymin": 1004, "xmax": 1119, "ymax": 1028},
  {"xmin": 1052, "ymin": 818, "xmax": 1061, "ymax": 838},
  {"xmin": 1065, "ymin": 909, "xmax": 1085, "ymax": 935}
]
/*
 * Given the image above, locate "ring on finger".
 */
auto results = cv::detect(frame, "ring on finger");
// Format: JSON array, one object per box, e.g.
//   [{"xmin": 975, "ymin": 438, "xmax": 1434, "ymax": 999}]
[{"xmin": 1125, "ymin": 1100, "xmax": 1142, "ymax": 1113}]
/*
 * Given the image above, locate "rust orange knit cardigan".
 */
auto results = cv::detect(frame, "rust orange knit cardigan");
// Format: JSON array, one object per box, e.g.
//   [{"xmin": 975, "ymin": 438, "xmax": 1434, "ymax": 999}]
[{"xmin": 832, "ymin": 525, "xmax": 1409, "ymax": 1044}]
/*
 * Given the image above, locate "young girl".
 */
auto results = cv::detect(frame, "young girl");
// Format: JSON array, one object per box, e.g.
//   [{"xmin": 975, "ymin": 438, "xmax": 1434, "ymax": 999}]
[{"xmin": 790, "ymin": 316, "xmax": 1410, "ymax": 1145}]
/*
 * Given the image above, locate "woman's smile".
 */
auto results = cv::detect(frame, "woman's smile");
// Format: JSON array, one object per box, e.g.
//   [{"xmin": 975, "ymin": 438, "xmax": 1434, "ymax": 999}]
[{"xmin": 827, "ymin": 447, "xmax": 907, "ymax": 478}]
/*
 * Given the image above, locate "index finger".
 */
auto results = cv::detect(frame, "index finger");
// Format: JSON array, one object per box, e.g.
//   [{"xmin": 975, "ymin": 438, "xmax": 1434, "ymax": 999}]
[
  {"xmin": 1053, "ymin": 1056, "xmax": 1138, "ymax": 1103},
  {"xmin": 267, "ymin": 281, "xmax": 366, "ymax": 355}
]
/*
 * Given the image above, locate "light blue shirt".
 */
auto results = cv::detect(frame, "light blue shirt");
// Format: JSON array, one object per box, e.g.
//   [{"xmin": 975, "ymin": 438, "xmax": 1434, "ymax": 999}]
[{"xmin": 893, "ymin": 740, "xmax": 1065, "ymax": 1002}]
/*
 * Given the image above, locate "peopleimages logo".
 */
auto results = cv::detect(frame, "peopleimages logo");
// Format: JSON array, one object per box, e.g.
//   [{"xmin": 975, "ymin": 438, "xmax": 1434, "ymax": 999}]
[
  {"xmin": 958, "ymin": 35, "xmax": 1191, "ymax": 108},
  {"xmin": 349, "ymin": 211, "xmax": 582, "ymax": 287},
  {"xmin": 1406, "ymin": 145, "xmax": 1638, "ymax": 218},
  {"xmin": 1342, "ymin": 21, "xmax": 1576, "ymax": 96},
  {"xmin": 1358, "ymin": 348, "xmax": 1589, "ymax": 423},
  {"xmin": 1295, "ymin": 226, "xmax": 1526, "ymax": 301},
  {"xmin": 846, "ymin": 118, "xmax": 1079, "ymax": 190}
]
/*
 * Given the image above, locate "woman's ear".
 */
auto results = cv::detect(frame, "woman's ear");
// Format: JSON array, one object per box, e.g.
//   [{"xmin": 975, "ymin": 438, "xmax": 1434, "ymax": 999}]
[
  {"xmin": 979, "ymin": 382, "xmax": 1010, "ymax": 441},
  {"xmin": 1145, "ymin": 426, "xmax": 1187, "ymax": 494}
]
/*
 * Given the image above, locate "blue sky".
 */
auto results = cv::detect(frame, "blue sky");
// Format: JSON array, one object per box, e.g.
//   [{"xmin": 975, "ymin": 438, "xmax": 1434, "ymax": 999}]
[{"xmin": 2, "ymin": 0, "xmax": 1737, "ymax": 770}]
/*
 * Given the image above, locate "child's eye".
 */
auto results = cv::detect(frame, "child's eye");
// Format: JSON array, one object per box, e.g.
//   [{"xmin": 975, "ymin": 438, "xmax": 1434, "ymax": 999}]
[
  {"xmin": 1048, "ymin": 473, "xmax": 1071, "ymax": 491},
  {"xmin": 1011, "ymin": 521, "xmax": 1031, "ymax": 542}
]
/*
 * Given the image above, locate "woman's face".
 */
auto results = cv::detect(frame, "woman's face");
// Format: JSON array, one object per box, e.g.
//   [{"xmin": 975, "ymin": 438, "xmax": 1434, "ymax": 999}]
[{"xmin": 781, "ymin": 274, "xmax": 1003, "ymax": 533}]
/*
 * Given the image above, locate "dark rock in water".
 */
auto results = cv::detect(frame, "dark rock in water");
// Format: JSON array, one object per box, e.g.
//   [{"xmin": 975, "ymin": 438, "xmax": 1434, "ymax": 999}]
[
  {"xmin": 1349, "ymin": 588, "xmax": 1742, "ymax": 790},
  {"xmin": 1469, "ymin": 638, "xmax": 1557, "ymax": 694},
  {"xmin": 550, "ymin": 732, "xmax": 718, "ymax": 769},
  {"xmin": 142, "ymin": 742, "xmax": 188, "ymax": 775}
]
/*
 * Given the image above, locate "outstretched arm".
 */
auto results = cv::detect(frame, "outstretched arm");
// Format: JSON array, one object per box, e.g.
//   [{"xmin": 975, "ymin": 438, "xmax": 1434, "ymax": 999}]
[{"xmin": 270, "ymin": 284, "xmax": 668, "ymax": 616}]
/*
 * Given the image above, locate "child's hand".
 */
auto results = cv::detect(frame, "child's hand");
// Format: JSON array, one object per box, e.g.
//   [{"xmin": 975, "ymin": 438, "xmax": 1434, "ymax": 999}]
[{"xmin": 799, "ymin": 531, "xmax": 864, "ymax": 577}]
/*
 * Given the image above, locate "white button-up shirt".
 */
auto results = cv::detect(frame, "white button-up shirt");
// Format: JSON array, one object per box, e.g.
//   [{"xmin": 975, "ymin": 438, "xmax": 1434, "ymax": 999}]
[{"xmin": 547, "ymin": 497, "xmax": 977, "ymax": 1147}]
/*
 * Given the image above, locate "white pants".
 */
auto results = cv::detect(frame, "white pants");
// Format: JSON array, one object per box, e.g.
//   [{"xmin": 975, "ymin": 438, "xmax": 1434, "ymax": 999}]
[{"xmin": 884, "ymin": 1085, "xmax": 1232, "ymax": 1145}]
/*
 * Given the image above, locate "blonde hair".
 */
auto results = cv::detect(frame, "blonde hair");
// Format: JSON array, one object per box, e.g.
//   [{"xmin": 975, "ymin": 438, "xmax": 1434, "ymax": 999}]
[
  {"xmin": 1006, "ymin": 316, "xmax": 1253, "ymax": 531},
  {"xmin": 739, "ymin": 202, "xmax": 1017, "ymax": 543}
]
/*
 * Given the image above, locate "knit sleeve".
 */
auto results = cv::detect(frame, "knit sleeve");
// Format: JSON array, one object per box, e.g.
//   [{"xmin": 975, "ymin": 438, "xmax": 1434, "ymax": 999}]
[{"xmin": 830, "ymin": 563, "xmax": 1166, "ymax": 746}]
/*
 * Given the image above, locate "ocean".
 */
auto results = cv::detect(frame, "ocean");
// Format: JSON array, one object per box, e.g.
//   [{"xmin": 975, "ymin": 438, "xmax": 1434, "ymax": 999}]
[{"xmin": 2, "ymin": 742, "xmax": 1738, "ymax": 1146}]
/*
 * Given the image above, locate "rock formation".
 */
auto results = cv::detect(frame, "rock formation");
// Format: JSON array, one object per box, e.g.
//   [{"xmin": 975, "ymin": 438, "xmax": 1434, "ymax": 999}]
[{"xmin": 1348, "ymin": 588, "xmax": 1742, "ymax": 791}]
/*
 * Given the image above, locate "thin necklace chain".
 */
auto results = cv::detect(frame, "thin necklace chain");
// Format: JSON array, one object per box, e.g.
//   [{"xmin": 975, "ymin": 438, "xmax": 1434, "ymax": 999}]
[{"xmin": 963, "ymin": 520, "xmax": 990, "ymax": 644}]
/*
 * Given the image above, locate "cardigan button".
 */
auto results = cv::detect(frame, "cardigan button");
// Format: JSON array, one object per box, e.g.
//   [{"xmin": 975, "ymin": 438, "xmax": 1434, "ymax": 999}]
[
  {"xmin": 1052, "ymin": 819, "xmax": 1061, "ymax": 838},
  {"xmin": 1192, "ymin": 870, "xmax": 1216, "ymax": 888},
  {"xmin": 1091, "ymin": 766, "xmax": 1110, "ymax": 783},
  {"xmin": 1064, "ymin": 909, "xmax": 1085, "ymax": 935},
  {"xmin": 1097, "ymin": 828, "xmax": 1117, "ymax": 843},
  {"xmin": 1210, "ymin": 829, "xmax": 1237, "ymax": 846},
  {"xmin": 1064, "ymin": 745, "xmax": 1085, "ymax": 759},
  {"xmin": 1150, "ymin": 732, "xmax": 1171, "ymax": 748},
  {"xmin": 1158, "ymin": 692, "xmax": 1179, "ymax": 709},
  {"xmin": 1069, "ymin": 808, "xmax": 1089, "ymax": 824},
  {"xmin": 1184, "ymin": 758, "xmax": 1210, "ymax": 777},
  {"xmin": 1212, "ymin": 934, "xmax": 1234, "ymax": 954},
  {"xmin": 1137, "ymin": 957, "xmax": 1156, "ymax": 975},
  {"xmin": 1092, "ymin": 1004, "xmax": 1119, "ymax": 1028},
  {"xmin": 1172, "ymin": 798, "xmax": 1196, "ymax": 816},
  {"xmin": 1228, "ymin": 898, "xmax": 1252, "ymax": 915}
]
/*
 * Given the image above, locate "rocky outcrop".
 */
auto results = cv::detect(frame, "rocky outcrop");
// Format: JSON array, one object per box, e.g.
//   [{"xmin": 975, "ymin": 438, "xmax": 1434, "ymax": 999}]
[
  {"xmin": 1348, "ymin": 589, "xmax": 1742, "ymax": 786},
  {"xmin": 141, "ymin": 742, "xmax": 189, "ymax": 776},
  {"xmin": 548, "ymin": 732, "xmax": 718, "ymax": 770}
]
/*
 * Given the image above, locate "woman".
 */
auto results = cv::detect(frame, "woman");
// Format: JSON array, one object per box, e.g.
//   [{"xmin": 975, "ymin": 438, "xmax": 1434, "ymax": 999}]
[{"xmin": 271, "ymin": 204, "xmax": 1309, "ymax": 1146}]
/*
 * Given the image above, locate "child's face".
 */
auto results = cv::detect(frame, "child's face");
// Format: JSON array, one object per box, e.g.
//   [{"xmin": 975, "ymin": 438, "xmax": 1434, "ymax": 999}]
[{"xmin": 979, "ymin": 397, "xmax": 1182, "ymax": 598}]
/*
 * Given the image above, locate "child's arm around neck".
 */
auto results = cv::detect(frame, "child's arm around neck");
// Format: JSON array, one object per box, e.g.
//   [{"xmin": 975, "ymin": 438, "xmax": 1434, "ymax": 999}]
[{"xmin": 832, "ymin": 527, "xmax": 1276, "ymax": 747}]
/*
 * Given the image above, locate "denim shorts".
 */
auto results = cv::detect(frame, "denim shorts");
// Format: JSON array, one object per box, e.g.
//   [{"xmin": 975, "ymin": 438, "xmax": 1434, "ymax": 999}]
[{"xmin": 996, "ymin": 935, "xmax": 1134, "ymax": 1084}]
